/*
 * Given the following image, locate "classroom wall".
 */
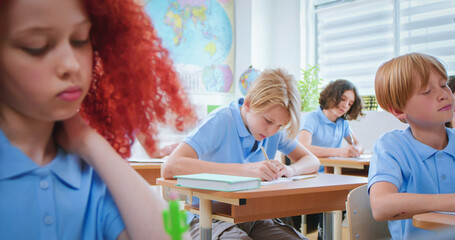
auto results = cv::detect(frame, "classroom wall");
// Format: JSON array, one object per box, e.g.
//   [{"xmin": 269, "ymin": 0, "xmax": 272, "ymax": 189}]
[
  {"xmin": 345, "ymin": 111, "xmax": 408, "ymax": 153},
  {"xmin": 301, "ymin": 110, "xmax": 408, "ymax": 154},
  {"xmin": 234, "ymin": 0, "xmax": 253, "ymax": 97},
  {"xmin": 250, "ymin": 0, "xmax": 302, "ymax": 80}
]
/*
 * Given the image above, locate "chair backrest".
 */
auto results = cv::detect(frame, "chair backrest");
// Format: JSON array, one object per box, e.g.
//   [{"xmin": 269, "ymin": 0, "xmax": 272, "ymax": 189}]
[{"xmin": 347, "ymin": 184, "xmax": 391, "ymax": 240}]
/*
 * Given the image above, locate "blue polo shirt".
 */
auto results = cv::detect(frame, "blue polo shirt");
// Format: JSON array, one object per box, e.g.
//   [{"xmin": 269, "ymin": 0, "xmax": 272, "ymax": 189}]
[
  {"xmin": 368, "ymin": 127, "xmax": 455, "ymax": 240},
  {"xmin": 184, "ymin": 98, "xmax": 298, "ymax": 163},
  {"xmin": 0, "ymin": 130, "xmax": 125, "ymax": 240},
  {"xmin": 299, "ymin": 107, "xmax": 351, "ymax": 171}
]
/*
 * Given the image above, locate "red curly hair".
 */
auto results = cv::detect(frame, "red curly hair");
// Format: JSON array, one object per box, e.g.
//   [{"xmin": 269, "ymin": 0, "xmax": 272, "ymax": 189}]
[{"xmin": 79, "ymin": 0, "xmax": 195, "ymax": 158}]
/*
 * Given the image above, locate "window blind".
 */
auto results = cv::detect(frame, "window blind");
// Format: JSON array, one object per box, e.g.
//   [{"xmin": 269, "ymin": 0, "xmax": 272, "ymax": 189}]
[
  {"xmin": 316, "ymin": 0, "xmax": 395, "ymax": 95},
  {"xmin": 315, "ymin": 0, "xmax": 455, "ymax": 95},
  {"xmin": 399, "ymin": 0, "xmax": 455, "ymax": 77}
]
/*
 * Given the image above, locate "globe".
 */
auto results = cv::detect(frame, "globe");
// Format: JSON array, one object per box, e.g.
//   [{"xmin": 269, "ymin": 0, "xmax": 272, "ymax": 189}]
[{"xmin": 239, "ymin": 67, "xmax": 261, "ymax": 96}]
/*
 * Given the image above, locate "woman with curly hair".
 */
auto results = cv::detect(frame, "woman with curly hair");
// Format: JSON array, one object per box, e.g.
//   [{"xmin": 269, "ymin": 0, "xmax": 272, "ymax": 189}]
[
  {"xmin": 298, "ymin": 79, "xmax": 364, "ymax": 169},
  {"xmin": 0, "ymin": 0, "xmax": 194, "ymax": 239}
]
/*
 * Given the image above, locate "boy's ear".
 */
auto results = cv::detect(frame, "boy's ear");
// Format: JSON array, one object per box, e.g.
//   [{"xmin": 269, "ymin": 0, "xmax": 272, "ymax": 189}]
[
  {"xmin": 389, "ymin": 107, "xmax": 406, "ymax": 120},
  {"xmin": 244, "ymin": 101, "xmax": 250, "ymax": 112}
]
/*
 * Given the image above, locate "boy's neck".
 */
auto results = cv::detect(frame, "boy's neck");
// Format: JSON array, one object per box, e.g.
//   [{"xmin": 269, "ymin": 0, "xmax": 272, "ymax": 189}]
[
  {"xmin": 240, "ymin": 104, "xmax": 250, "ymax": 132},
  {"xmin": 409, "ymin": 124, "xmax": 448, "ymax": 150}
]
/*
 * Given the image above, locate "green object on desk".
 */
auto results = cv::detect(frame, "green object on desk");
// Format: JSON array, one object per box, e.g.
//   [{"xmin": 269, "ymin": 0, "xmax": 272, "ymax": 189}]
[
  {"xmin": 163, "ymin": 200, "xmax": 188, "ymax": 240},
  {"xmin": 207, "ymin": 105, "xmax": 221, "ymax": 114}
]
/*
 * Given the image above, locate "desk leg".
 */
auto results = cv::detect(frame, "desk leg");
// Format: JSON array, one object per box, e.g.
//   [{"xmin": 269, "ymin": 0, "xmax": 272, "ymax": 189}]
[
  {"xmin": 332, "ymin": 166, "xmax": 342, "ymax": 240},
  {"xmin": 199, "ymin": 198, "xmax": 212, "ymax": 240},
  {"xmin": 333, "ymin": 210, "xmax": 342, "ymax": 240},
  {"xmin": 322, "ymin": 212, "xmax": 333, "ymax": 240},
  {"xmin": 301, "ymin": 215, "xmax": 307, "ymax": 235}
]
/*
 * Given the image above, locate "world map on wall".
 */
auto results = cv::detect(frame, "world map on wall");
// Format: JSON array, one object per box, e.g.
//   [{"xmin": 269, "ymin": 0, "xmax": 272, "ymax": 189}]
[{"xmin": 145, "ymin": 0, "xmax": 234, "ymax": 93}]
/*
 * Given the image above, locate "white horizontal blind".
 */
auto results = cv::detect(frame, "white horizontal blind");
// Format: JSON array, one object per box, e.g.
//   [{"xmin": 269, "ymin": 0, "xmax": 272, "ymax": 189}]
[
  {"xmin": 315, "ymin": 0, "xmax": 455, "ymax": 95},
  {"xmin": 399, "ymin": 0, "xmax": 455, "ymax": 77},
  {"xmin": 316, "ymin": 0, "xmax": 395, "ymax": 95}
]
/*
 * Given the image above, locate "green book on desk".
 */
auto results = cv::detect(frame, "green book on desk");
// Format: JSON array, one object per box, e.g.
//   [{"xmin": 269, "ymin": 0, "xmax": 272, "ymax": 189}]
[{"xmin": 174, "ymin": 173, "xmax": 261, "ymax": 192}]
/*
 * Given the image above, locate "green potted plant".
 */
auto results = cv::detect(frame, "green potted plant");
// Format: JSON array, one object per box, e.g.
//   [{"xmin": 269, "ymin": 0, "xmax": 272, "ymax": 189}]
[{"xmin": 298, "ymin": 65, "xmax": 323, "ymax": 112}]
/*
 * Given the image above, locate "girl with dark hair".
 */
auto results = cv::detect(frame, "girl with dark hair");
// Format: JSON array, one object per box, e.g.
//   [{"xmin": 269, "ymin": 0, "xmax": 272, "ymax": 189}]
[{"xmin": 298, "ymin": 79, "xmax": 365, "ymax": 170}]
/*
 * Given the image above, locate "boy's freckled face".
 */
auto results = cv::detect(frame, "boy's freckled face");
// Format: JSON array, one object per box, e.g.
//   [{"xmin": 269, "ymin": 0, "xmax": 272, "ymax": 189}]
[
  {"xmin": 402, "ymin": 71, "xmax": 454, "ymax": 126},
  {"xmin": 245, "ymin": 104, "xmax": 290, "ymax": 141},
  {"xmin": 0, "ymin": 0, "xmax": 92, "ymax": 122}
]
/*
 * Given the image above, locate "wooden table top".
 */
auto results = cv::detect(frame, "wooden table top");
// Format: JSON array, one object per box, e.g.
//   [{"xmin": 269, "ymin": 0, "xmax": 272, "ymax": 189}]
[
  {"xmin": 157, "ymin": 173, "xmax": 367, "ymax": 199},
  {"xmin": 319, "ymin": 156, "xmax": 370, "ymax": 169},
  {"xmin": 130, "ymin": 162, "xmax": 162, "ymax": 185},
  {"xmin": 413, "ymin": 212, "xmax": 455, "ymax": 230},
  {"xmin": 129, "ymin": 162, "xmax": 162, "ymax": 169},
  {"xmin": 158, "ymin": 173, "xmax": 367, "ymax": 224}
]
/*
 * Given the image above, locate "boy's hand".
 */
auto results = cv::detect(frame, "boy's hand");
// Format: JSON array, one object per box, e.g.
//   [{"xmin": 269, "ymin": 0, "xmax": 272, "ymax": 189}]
[
  {"xmin": 280, "ymin": 165, "xmax": 297, "ymax": 178},
  {"xmin": 158, "ymin": 143, "xmax": 179, "ymax": 158},
  {"xmin": 244, "ymin": 160, "xmax": 284, "ymax": 181},
  {"xmin": 340, "ymin": 145, "xmax": 361, "ymax": 158}
]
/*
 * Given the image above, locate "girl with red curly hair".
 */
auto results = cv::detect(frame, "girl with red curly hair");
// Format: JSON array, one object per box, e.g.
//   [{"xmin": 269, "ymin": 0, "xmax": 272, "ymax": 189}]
[{"xmin": 0, "ymin": 0, "xmax": 194, "ymax": 239}]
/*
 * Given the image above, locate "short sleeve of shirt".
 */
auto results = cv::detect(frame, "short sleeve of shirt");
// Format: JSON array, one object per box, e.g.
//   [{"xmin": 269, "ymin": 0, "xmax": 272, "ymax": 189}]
[
  {"xmin": 183, "ymin": 111, "xmax": 227, "ymax": 159},
  {"xmin": 368, "ymin": 132, "xmax": 404, "ymax": 192},
  {"xmin": 343, "ymin": 121, "xmax": 352, "ymax": 138},
  {"xmin": 101, "ymin": 189, "xmax": 126, "ymax": 240},
  {"xmin": 300, "ymin": 112, "xmax": 318, "ymax": 134},
  {"xmin": 277, "ymin": 133, "xmax": 299, "ymax": 155}
]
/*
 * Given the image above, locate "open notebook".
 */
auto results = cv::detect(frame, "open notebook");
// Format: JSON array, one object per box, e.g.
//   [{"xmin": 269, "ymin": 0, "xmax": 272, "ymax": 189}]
[
  {"xmin": 261, "ymin": 174, "xmax": 317, "ymax": 186},
  {"xmin": 327, "ymin": 153, "xmax": 372, "ymax": 161},
  {"xmin": 128, "ymin": 157, "xmax": 167, "ymax": 163}
]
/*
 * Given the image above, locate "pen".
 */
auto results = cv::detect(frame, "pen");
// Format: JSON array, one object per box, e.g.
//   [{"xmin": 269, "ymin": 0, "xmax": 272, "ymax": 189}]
[
  {"xmin": 349, "ymin": 133, "xmax": 355, "ymax": 146},
  {"xmin": 261, "ymin": 146, "xmax": 278, "ymax": 180},
  {"xmin": 260, "ymin": 146, "xmax": 270, "ymax": 161}
]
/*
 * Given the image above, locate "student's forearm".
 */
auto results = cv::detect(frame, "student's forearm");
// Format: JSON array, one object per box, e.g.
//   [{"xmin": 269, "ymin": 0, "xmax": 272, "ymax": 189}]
[
  {"xmin": 371, "ymin": 192, "xmax": 455, "ymax": 221},
  {"xmin": 304, "ymin": 145, "xmax": 342, "ymax": 158},
  {"xmin": 82, "ymin": 134, "xmax": 169, "ymax": 240},
  {"xmin": 291, "ymin": 155, "xmax": 320, "ymax": 175}
]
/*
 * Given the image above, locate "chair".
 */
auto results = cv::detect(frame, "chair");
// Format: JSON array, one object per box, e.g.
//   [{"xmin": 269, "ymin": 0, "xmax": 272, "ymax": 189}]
[{"xmin": 346, "ymin": 184, "xmax": 391, "ymax": 240}]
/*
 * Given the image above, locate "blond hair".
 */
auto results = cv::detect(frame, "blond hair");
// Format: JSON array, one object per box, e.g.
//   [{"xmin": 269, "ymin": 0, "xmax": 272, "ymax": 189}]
[
  {"xmin": 375, "ymin": 53, "xmax": 448, "ymax": 123},
  {"xmin": 244, "ymin": 68, "xmax": 301, "ymax": 139}
]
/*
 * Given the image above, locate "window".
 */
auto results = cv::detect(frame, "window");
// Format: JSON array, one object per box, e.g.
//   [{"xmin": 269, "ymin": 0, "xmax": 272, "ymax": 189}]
[{"xmin": 314, "ymin": 0, "xmax": 455, "ymax": 95}]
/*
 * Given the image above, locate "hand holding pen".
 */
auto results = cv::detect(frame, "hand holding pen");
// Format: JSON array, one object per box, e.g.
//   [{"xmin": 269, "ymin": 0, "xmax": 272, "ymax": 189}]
[
  {"xmin": 347, "ymin": 133, "xmax": 361, "ymax": 158},
  {"xmin": 260, "ymin": 146, "xmax": 290, "ymax": 180}
]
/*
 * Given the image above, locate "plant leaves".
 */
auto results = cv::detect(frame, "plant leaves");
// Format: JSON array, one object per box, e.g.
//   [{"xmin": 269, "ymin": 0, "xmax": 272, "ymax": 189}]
[{"xmin": 298, "ymin": 65, "xmax": 323, "ymax": 112}]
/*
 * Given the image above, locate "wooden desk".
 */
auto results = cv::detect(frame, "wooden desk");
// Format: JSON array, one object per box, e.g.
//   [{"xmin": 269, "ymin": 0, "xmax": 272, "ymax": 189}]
[
  {"xmin": 319, "ymin": 157, "xmax": 370, "ymax": 175},
  {"xmin": 157, "ymin": 173, "xmax": 367, "ymax": 240},
  {"xmin": 413, "ymin": 212, "xmax": 455, "ymax": 230},
  {"xmin": 130, "ymin": 162, "xmax": 162, "ymax": 185}
]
